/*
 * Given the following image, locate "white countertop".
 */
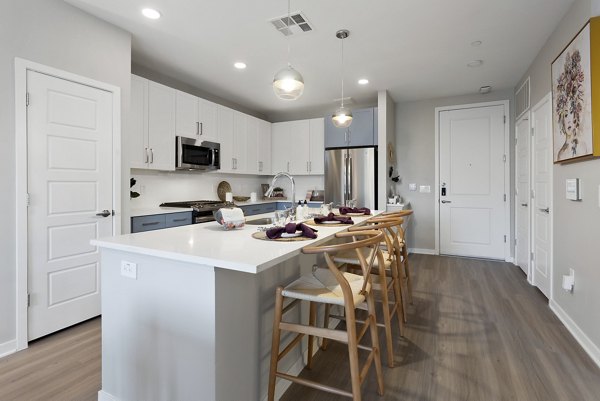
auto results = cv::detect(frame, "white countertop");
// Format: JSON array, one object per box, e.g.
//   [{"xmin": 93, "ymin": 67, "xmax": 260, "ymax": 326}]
[
  {"xmin": 235, "ymin": 199, "xmax": 323, "ymax": 206},
  {"xmin": 93, "ymin": 211, "xmax": 380, "ymax": 274},
  {"xmin": 130, "ymin": 206, "xmax": 193, "ymax": 217}
]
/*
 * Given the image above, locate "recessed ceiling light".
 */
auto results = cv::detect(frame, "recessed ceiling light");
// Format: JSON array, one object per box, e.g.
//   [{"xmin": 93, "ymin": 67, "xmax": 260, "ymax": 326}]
[
  {"xmin": 142, "ymin": 8, "xmax": 161, "ymax": 19},
  {"xmin": 467, "ymin": 60, "xmax": 483, "ymax": 68},
  {"xmin": 358, "ymin": 79, "xmax": 369, "ymax": 85},
  {"xmin": 234, "ymin": 62, "xmax": 247, "ymax": 70},
  {"xmin": 471, "ymin": 40, "xmax": 482, "ymax": 47}
]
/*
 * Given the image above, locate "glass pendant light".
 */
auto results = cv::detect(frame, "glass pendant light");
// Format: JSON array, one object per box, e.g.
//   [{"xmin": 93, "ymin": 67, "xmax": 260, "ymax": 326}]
[
  {"xmin": 273, "ymin": 0, "xmax": 304, "ymax": 101},
  {"xmin": 332, "ymin": 29, "xmax": 352, "ymax": 128}
]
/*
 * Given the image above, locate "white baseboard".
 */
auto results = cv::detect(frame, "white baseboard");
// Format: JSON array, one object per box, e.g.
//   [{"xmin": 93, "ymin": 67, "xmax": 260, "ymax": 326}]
[
  {"xmin": 506, "ymin": 256, "xmax": 515, "ymax": 263},
  {"xmin": 98, "ymin": 390, "xmax": 118, "ymax": 401},
  {"xmin": 550, "ymin": 299, "xmax": 600, "ymax": 369},
  {"xmin": 0, "ymin": 339, "xmax": 17, "ymax": 358},
  {"xmin": 409, "ymin": 248, "xmax": 437, "ymax": 255}
]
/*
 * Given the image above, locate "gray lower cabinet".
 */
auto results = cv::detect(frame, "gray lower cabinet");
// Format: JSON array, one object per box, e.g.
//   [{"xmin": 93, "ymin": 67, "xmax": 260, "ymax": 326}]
[
  {"xmin": 239, "ymin": 203, "xmax": 277, "ymax": 216},
  {"xmin": 131, "ymin": 211, "xmax": 192, "ymax": 233},
  {"xmin": 324, "ymin": 107, "xmax": 377, "ymax": 148}
]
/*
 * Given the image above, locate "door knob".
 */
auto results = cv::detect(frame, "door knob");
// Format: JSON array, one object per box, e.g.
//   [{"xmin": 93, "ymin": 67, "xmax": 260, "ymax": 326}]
[
  {"xmin": 441, "ymin": 200, "xmax": 452, "ymax": 204},
  {"xmin": 96, "ymin": 210, "xmax": 111, "ymax": 217},
  {"xmin": 539, "ymin": 207, "xmax": 550, "ymax": 213},
  {"xmin": 521, "ymin": 203, "xmax": 528, "ymax": 207}
]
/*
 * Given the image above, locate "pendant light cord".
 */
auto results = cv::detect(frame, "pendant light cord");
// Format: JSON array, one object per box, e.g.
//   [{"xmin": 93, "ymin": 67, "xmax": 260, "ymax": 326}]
[
  {"xmin": 287, "ymin": 0, "xmax": 291, "ymax": 67},
  {"xmin": 341, "ymin": 35, "xmax": 345, "ymax": 108}
]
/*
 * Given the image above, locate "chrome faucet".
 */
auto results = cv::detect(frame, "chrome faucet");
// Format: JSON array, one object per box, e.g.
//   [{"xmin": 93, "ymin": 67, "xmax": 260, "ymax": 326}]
[{"xmin": 265, "ymin": 172, "xmax": 296, "ymax": 219}]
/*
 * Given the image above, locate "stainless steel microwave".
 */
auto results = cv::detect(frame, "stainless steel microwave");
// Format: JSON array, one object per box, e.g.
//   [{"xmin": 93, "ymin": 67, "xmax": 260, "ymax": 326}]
[{"xmin": 176, "ymin": 137, "xmax": 220, "ymax": 171}]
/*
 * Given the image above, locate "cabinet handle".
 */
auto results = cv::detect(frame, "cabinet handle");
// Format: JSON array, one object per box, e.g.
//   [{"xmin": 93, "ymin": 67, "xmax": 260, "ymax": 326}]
[
  {"xmin": 345, "ymin": 131, "xmax": 348, "ymax": 143},
  {"xmin": 232, "ymin": 158, "xmax": 235, "ymax": 169},
  {"xmin": 196, "ymin": 122, "xmax": 200, "ymax": 136},
  {"xmin": 348, "ymin": 130, "xmax": 351, "ymax": 144},
  {"xmin": 171, "ymin": 218, "xmax": 187, "ymax": 222},
  {"xmin": 307, "ymin": 161, "xmax": 309, "ymax": 172},
  {"xmin": 309, "ymin": 161, "xmax": 312, "ymax": 172},
  {"xmin": 149, "ymin": 148, "xmax": 154, "ymax": 164},
  {"xmin": 200, "ymin": 122, "xmax": 203, "ymax": 136},
  {"xmin": 142, "ymin": 221, "xmax": 160, "ymax": 226},
  {"xmin": 144, "ymin": 147, "xmax": 149, "ymax": 163},
  {"xmin": 234, "ymin": 158, "xmax": 237, "ymax": 169},
  {"xmin": 258, "ymin": 161, "xmax": 262, "ymax": 172},
  {"xmin": 287, "ymin": 161, "xmax": 290, "ymax": 172}
]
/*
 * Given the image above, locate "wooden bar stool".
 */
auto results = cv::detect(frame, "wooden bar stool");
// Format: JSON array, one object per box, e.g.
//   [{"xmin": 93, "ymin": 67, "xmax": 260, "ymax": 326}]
[
  {"xmin": 377, "ymin": 210, "xmax": 414, "ymax": 305},
  {"xmin": 268, "ymin": 230, "xmax": 386, "ymax": 401},
  {"xmin": 330, "ymin": 218, "xmax": 406, "ymax": 367}
]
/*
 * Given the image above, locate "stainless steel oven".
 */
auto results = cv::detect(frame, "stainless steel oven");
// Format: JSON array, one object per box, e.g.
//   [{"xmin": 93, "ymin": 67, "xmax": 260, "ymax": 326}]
[{"xmin": 176, "ymin": 136, "xmax": 220, "ymax": 171}]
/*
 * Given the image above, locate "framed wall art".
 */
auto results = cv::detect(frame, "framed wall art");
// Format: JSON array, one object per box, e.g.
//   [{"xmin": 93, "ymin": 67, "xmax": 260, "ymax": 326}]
[{"xmin": 551, "ymin": 17, "xmax": 600, "ymax": 163}]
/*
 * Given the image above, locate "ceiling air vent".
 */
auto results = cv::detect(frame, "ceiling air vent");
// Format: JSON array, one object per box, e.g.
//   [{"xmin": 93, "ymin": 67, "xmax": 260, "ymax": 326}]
[{"xmin": 270, "ymin": 12, "xmax": 313, "ymax": 36}]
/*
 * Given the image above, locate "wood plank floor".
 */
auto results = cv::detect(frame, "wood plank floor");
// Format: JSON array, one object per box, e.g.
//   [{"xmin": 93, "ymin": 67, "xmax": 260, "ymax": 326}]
[
  {"xmin": 0, "ymin": 317, "xmax": 100, "ymax": 401},
  {"xmin": 1, "ymin": 255, "xmax": 599, "ymax": 400},
  {"xmin": 280, "ymin": 255, "xmax": 600, "ymax": 401}
]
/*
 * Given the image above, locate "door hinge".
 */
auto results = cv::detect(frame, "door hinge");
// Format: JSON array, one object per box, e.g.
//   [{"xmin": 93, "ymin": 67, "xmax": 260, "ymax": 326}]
[
  {"xmin": 514, "ymin": 238, "xmax": 517, "ymax": 246},
  {"xmin": 531, "ymin": 189, "xmax": 535, "ymax": 199},
  {"xmin": 26, "ymin": 92, "xmax": 30, "ymax": 107},
  {"xmin": 531, "ymin": 127, "xmax": 535, "ymax": 136},
  {"xmin": 504, "ymin": 235, "xmax": 507, "ymax": 243},
  {"xmin": 26, "ymin": 193, "xmax": 30, "ymax": 207},
  {"xmin": 27, "ymin": 293, "xmax": 31, "ymax": 307},
  {"xmin": 504, "ymin": 194, "xmax": 507, "ymax": 202},
  {"xmin": 503, "ymin": 154, "xmax": 507, "ymax": 162},
  {"xmin": 503, "ymin": 115, "xmax": 506, "ymax": 124},
  {"xmin": 531, "ymin": 252, "xmax": 534, "ymax": 261},
  {"xmin": 515, "ymin": 137, "xmax": 518, "ymax": 145}
]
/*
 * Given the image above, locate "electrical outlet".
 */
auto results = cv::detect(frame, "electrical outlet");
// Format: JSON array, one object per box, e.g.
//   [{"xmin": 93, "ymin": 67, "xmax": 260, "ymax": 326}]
[
  {"xmin": 409, "ymin": 183, "xmax": 417, "ymax": 191},
  {"xmin": 121, "ymin": 261, "xmax": 137, "ymax": 279},
  {"xmin": 419, "ymin": 185, "xmax": 431, "ymax": 193}
]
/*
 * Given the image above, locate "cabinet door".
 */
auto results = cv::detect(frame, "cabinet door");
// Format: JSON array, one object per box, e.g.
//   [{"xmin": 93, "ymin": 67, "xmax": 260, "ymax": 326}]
[
  {"xmin": 271, "ymin": 122, "xmax": 289, "ymax": 173},
  {"xmin": 288, "ymin": 120, "xmax": 311, "ymax": 175},
  {"xmin": 165, "ymin": 211, "xmax": 193, "ymax": 228},
  {"xmin": 175, "ymin": 90, "xmax": 199, "ymax": 139},
  {"xmin": 233, "ymin": 111, "xmax": 247, "ymax": 173},
  {"xmin": 131, "ymin": 215, "xmax": 166, "ymax": 233},
  {"xmin": 309, "ymin": 118, "xmax": 324, "ymax": 175},
  {"xmin": 218, "ymin": 106, "xmax": 235, "ymax": 173},
  {"xmin": 129, "ymin": 75, "xmax": 149, "ymax": 169},
  {"xmin": 347, "ymin": 108, "xmax": 375, "ymax": 147},
  {"xmin": 148, "ymin": 81, "xmax": 176, "ymax": 171},
  {"xmin": 258, "ymin": 119, "xmax": 272, "ymax": 174},
  {"xmin": 324, "ymin": 115, "xmax": 348, "ymax": 149},
  {"xmin": 199, "ymin": 98, "xmax": 218, "ymax": 142},
  {"xmin": 245, "ymin": 116, "xmax": 259, "ymax": 175}
]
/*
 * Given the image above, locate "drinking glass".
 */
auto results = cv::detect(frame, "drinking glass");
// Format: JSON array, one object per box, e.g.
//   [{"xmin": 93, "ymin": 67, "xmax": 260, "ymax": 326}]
[
  {"xmin": 274, "ymin": 210, "xmax": 288, "ymax": 226},
  {"xmin": 320, "ymin": 203, "xmax": 332, "ymax": 215}
]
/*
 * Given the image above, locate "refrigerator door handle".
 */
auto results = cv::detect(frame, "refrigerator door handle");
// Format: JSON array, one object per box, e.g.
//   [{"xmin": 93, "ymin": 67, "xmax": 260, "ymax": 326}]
[{"xmin": 348, "ymin": 156, "xmax": 353, "ymax": 204}]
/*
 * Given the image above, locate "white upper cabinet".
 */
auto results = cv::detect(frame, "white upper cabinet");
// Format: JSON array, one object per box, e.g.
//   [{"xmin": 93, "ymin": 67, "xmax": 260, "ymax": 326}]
[
  {"xmin": 175, "ymin": 90, "xmax": 199, "ymax": 139},
  {"xmin": 218, "ymin": 105, "xmax": 235, "ymax": 173},
  {"xmin": 245, "ymin": 116, "xmax": 259, "ymax": 175},
  {"xmin": 128, "ymin": 75, "xmax": 175, "ymax": 171},
  {"xmin": 147, "ymin": 81, "xmax": 176, "ymax": 171},
  {"xmin": 270, "ymin": 118, "xmax": 324, "ymax": 176},
  {"xmin": 129, "ymin": 75, "xmax": 149, "ymax": 169},
  {"xmin": 199, "ymin": 98, "xmax": 218, "ymax": 142},
  {"xmin": 258, "ymin": 119, "xmax": 271, "ymax": 175},
  {"xmin": 308, "ymin": 118, "xmax": 325, "ymax": 174},
  {"xmin": 233, "ymin": 111, "xmax": 247, "ymax": 173}
]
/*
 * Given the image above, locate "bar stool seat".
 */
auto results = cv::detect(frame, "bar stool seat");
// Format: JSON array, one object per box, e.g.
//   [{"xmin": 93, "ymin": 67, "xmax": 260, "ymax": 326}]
[{"xmin": 282, "ymin": 269, "xmax": 371, "ymax": 307}]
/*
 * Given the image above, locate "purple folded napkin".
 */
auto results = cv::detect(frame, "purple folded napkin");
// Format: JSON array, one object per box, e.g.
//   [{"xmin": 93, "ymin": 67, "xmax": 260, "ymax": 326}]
[
  {"xmin": 313, "ymin": 212, "xmax": 354, "ymax": 225},
  {"xmin": 339, "ymin": 207, "xmax": 371, "ymax": 215},
  {"xmin": 266, "ymin": 223, "xmax": 318, "ymax": 239}
]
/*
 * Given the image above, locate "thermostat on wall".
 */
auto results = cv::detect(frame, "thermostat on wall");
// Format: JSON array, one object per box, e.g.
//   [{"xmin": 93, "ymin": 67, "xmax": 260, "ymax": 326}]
[{"xmin": 566, "ymin": 178, "xmax": 581, "ymax": 201}]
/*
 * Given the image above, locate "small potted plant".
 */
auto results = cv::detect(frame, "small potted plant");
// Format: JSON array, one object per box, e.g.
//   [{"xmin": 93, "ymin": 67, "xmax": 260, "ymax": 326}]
[
  {"xmin": 130, "ymin": 177, "xmax": 140, "ymax": 199},
  {"xmin": 271, "ymin": 187, "xmax": 284, "ymax": 198}
]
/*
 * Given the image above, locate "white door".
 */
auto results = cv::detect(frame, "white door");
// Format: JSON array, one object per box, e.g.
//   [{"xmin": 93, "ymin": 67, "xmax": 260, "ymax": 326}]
[
  {"xmin": 271, "ymin": 122, "xmax": 290, "ymax": 173},
  {"xmin": 147, "ymin": 81, "xmax": 175, "ymax": 171},
  {"xmin": 233, "ymin": 111, "xmax": 247, "ymax": 173},
  {"xmin": 531, "ymin": 95, "xmax": 553, "ymax": 298},
  {"xmin": 245, "ymin": 116, "xmax": 259, "ymax": 174},
  {"xmin": 199, "ymin": 98, "xmax": 218, "ymax": 142},
  {"xmin": 439, "ymin": 105, "xmax": 506, "ymax": 259},
  {"xmin": 129, "ymin": 75, "xmax": 149, "ymax": 169},
  {"xmin": 218, "ymin": 106, "xmax": 235, "ymax": 173},
  {"xmin": 175, "ymin": 90, "xmax": 199, "ymax": 139},
  {"xmin": 27, "ymin": 71, "xmax": 114, "ymax": 340},
  {"xmin": 515, "ymin": 114, "xmax": 531, "ymax": 275},
  {"xmin": 258, "ymin": 119, "xmax": 271, "ymax": 174},
  {"xmin": 309, "ymin": 118, "xmax": 325, "ymax": 175},
  {"xmin": 288, "ymin": 120, "xmax": 310, "ymax": 175}
]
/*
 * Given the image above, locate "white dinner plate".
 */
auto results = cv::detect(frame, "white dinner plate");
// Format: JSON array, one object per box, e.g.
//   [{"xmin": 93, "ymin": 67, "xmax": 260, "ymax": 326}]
[
  {"xmin": 320, "ymin": 220, "xmax": 342, "ymax": 224},
  {"xmin": 281, "ymin": 232, "xmax": 302, "ymax": 238}
]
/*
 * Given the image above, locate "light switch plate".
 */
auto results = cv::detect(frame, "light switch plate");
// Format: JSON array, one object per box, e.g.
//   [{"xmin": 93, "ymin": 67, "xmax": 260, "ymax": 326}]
[
  {"xmin": 409, "ymin": 183, "xmax": 417, "ymax": 191},
  {"xmin": 419, "ymin": 185, "xmax": 431, "ymax": 193},
  {"xmin": 566, "ymin": 178, "xmax": 580, "ymax": 201},
  {"xmin": 121, "ymin": 261, "xmax": 137, "ymax": 279}
]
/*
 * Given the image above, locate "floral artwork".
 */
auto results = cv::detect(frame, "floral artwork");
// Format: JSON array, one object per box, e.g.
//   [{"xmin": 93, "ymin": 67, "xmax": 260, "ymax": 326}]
[{"xmin": 552, "ymin": 23, "xmax": 593, "ymax": 162}]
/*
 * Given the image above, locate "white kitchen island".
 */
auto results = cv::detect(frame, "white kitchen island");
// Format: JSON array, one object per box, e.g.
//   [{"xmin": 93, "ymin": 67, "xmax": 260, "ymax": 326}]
[{"xmin": 92, "ymin": 212, "xmax": 379, "ymax": 401}]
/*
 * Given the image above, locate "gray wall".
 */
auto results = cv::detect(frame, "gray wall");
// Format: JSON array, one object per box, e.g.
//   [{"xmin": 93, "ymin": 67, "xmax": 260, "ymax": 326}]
[
  {"xmin": 394, "ymin": 89, "xmax": 515, "ymax": 251},
  {"xmin": 0, "ymin": 0, "xmax": 131, "ymax": 348},
  {"xmin": 517, "ymin": 0, "xmax": 600, "ymax": 352}
]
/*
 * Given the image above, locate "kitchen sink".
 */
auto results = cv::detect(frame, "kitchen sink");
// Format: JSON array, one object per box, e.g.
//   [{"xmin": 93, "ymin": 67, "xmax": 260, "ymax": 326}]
[{"xmin": 245, "ymin": 217, "xmax": 275, "ymax": 225}]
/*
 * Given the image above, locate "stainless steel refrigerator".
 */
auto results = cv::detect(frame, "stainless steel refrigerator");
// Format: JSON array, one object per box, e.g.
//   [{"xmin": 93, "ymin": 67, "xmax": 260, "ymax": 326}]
[{"xmin": 324, "ymin": 147, "xmax": 378, "ymax": 209}]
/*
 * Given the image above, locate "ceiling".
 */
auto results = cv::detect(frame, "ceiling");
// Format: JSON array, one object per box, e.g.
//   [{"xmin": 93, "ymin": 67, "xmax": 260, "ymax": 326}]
[{"xmin": 65, "ymin": 0, "xmax": 574, "ymax": 120}]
